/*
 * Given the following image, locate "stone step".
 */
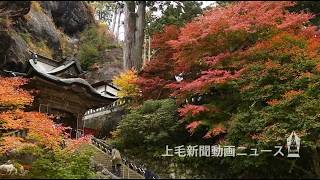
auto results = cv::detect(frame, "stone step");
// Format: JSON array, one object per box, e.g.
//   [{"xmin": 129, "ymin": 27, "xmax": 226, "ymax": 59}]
[{"xmin": 90, "ymin": 144, "xmax": 144, "ymax": 179}]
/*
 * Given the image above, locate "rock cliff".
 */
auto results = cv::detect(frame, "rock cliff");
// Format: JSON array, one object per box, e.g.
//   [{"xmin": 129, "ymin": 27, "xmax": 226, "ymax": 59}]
[
  {"xmin": 39, "ymin": 1, "xmax": 95, "ymax": 35},
  {"xmin": 0, "ymin": 1, "xmax": 123, "ymax": 82},
  {"xmin": 0, "ymin": 1, "xmax": 82, "ymax": 72}
]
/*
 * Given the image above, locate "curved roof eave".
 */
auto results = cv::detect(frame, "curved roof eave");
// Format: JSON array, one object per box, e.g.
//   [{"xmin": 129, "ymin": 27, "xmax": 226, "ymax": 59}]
[
  {"xmin": 47, "ymin": 60, "xmax": 75, "ymax": 74},
  {"xmin": 91, "ymin": 80, "xmax": 120, "ymax": 91},
  {"xmin": 28, "ymin": 59, "xmax": 118, "ymax": 100}
]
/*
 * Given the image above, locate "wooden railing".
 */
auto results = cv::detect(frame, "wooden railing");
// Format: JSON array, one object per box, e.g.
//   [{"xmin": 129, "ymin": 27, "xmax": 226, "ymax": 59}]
[{"xmin": 84, "ymin": 99, "xmax": 129, "ymax": 118}]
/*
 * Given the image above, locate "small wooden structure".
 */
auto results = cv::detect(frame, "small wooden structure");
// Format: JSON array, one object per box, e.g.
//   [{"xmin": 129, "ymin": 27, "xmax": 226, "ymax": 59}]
[
  {"xmin": 22, "ymin": 54, "xmax": 118, "ymax": 138},
  {"xmin": 91, "ymin": 80, "xmax": 119, "ymax": 97}
]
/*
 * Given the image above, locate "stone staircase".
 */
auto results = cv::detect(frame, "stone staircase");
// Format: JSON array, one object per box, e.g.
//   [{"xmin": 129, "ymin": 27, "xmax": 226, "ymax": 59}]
[{"xmin": 91, "ymin": 138, "xmax": 145, "ymax": 179}]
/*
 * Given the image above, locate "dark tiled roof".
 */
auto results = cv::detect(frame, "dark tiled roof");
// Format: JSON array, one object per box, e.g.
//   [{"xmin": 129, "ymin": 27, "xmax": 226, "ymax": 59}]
[{"xmin": 27, "ymin": 59, "xmax": 118, "ymax": 100}]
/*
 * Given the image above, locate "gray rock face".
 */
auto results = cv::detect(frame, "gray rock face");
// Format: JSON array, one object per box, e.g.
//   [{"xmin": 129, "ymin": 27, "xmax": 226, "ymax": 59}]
[
  {"xmin": 0, "ymin": 1, "xmax": 95, "ymax": 73},
  {"xmin": 0, "ymin": 1, "xmax": 30, "ymax": 18},
  {"xmin": 0, "ymin": 31, "xmax": 29, "ymax": 72},
  {"xmin": 22, "ymin": 7, "xmax": 62, "ymax": 58},
  {"xmin": 85, "ymin": 48, "xmax": 123, "ymax": 84},
  {"xmin": 40, "ymin": 1, "xmax": 95, "ymax": 35},
  {"xmin": 0, "ymin": 1, "xmax": 31, "ymax": 71},
  {"xmin": 85, "ymin": 108, "xmax": 125, "ymax": 139}
]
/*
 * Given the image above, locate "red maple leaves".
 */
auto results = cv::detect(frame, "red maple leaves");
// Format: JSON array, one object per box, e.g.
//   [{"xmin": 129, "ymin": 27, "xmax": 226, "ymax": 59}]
[
  {"xmin": 178, "ymin": 104, "xmax": 209, "ymax": 118},
  {"xmin": 137, "ymin": 1, "xmax": 318, "ymax": 139}
]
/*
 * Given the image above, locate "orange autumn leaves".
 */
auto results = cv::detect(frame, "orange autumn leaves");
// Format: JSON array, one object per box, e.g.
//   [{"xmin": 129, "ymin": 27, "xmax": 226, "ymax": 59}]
[
  {"xmin": 0, "ymin": 77, "xmax": 85, "ymax": 154},
  {"xmin": 0, "ymin": 77, "xmax": 33, "ymax": 108},
  {"xmin": 0, "ymin": 136, "xmax": 36, "ymax": 153},
  {"xmin": 0, "ymin": 110, "xmax": 65, "ymax": 151},
  {"xmin": 266, "ymin": 90, "xmax": 304, "ymax": 106}
]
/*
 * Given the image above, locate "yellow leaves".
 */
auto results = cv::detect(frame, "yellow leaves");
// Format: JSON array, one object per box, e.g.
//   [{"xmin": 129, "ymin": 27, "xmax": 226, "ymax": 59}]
[
  {"xmin": 110, "ymin": 129, "xmax": 121, "ymax": 139},
  {"xmin": 31, "ymin": 1, "xmax": 43, "ymax": 12},
  {"xmin": 112, "ymin": 69, "xmax": 140, "ymax": 98}
]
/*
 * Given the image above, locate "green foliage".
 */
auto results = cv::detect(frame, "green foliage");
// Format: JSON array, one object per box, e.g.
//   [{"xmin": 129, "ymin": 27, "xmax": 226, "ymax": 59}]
[
  {"xmin": 114, "ymin": 99, "xmax": 181, "ymax": 147},
  {"xmin": 78, "ymin": 24, "xmax": 115, "ymax": 70},
  {"xmin": 112, "ymin": 99, "xmax": 192, "ymax": 177},
  {"xmin": 216, "ymin": 1, "xmax": 234, "ymax": 7},
  {"xmin": 289, "ymin": 1, "xmax": 320, "ymax": 26},
  {"xmin": 19, "ymin": 32, "xmax": 54, "ymax": 58},
  {"xmin": 59, "ymin": 32, "xmax": 74, "ymax": 58},
  {"xmin": 146, "ymin": 1, "xmax": 203, "ymax": 36},
  {"xmin": 29, "ymin": 149, "xmax": 95, "ymax": 179},
  {"xmin": 90, "ymin": 1, "xmax": 119, "ymax": 25}
]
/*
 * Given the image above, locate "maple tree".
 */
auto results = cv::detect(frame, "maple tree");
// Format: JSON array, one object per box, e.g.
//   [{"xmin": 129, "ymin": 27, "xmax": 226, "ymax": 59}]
[
  {"xmin": 123, "ymin": 1, "xmax": 320, "ymax": 178},
  {"xmin": 135, "ymin": 25, "xmax": 180, "ymax": 100},
  {"xmin": 0, "ymin": 77, "xmax": 92, "ymax": 178},
  {"xmin": 161, "ymin": 1, "xmax": 319, "ymax": 141},
  {"xmin": 0, "ymin": 77, "xmax": 33, "ymax": 108},
  {"xmin": 0, "ymin": 77, "xmax": 66, "ymax": 153},
  {"xmin": 113, "ymin": 69, "xmax": 140, "ymax": 99}
]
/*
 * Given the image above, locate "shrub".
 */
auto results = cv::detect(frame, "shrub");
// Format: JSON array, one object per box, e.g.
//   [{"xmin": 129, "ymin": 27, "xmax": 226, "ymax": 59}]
[
  {"xmin": 78, "ymin": 23, "xmax": 115, "ymax": 70},
  {"xmin": 111, "ymin": 99, "xmax": 188, "ymax": 177},
  {"xmin": 58, "ymin": 28, "xmax": 74, "ymax": 57},
  {"xmin": 31, "ymin": 1, "xmax": 42, "ymax": 12},
  {"xmin": 19, "ymin": 32, "xmax": 54, "ymax": 58},
  {"xmin": 28, "ymin": 150, "xmax": 95, "ymax": 179}
]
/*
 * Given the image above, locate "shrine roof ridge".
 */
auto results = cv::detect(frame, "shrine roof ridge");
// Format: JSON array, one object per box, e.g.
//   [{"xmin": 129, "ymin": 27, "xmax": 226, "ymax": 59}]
[{"xmin": 28, "ymin": 59, "xmax": 118, "ymax": 100}]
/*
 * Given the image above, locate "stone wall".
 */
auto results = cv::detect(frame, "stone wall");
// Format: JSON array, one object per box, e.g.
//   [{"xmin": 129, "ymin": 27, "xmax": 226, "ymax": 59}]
[{"xmin": 84, "ymin": 108, "xmax": 125, "ymax": 138}]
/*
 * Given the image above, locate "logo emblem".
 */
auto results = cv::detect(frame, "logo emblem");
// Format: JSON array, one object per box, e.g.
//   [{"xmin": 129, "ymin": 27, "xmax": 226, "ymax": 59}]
[{"xmin": 287, "ymin": 131, "xmax": 300, "ymax": 158}]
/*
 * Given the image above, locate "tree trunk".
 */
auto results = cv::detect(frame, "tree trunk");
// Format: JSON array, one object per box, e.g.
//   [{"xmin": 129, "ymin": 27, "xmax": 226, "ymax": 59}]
[
  {"xmin": 143, "ymin": 34, "xmax": 147, "ymax": 66},
  {"xmin": 123, "ymin": 1, "xmax": 136, "ymax": 70},
  {"xmin": 115, "ymin": 8, "xmax": 123, "ymax": 41},
  {"xmin": 132, "ymin": 1, "xmax": 146, "ymax": 71},
  {"xmin": 111, "ymin": 4, "xmax": 118, "ymax": 33}
]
